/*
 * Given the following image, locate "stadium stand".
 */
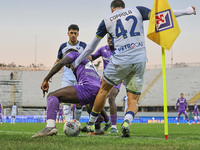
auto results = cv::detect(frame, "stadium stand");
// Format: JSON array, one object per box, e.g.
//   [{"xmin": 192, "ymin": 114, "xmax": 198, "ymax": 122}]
[{"xmin": 1, "ymin": 65, "xmax": 200, "ymax": 114}]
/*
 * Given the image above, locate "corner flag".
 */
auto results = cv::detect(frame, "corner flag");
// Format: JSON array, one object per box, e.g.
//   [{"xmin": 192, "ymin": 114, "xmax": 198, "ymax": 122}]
[{"xmin": 147, "ymin": 0, "xmax": 181, "ymax": 50}]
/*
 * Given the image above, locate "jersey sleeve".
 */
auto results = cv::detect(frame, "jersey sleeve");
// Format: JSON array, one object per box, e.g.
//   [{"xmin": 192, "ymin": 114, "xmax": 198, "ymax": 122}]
[
  {"xmin": 65, "ymin": 52, "xmax": 78, "ymax": 63},
  {"xmin": 92, "ymin": 47, "xmax": 102, "ymax": 60},
  {"xmin": 96, "ymin": 20, "xmax": 108, "ymax": 39},
  {"xmin": 175, "ymin": 99, "xmax": 179, "ymax": 107},
  {"xmin": 136, "ymin": 6, "xmax": 151, "ymax": 20},
  {"xmin": 57, "ymin": 43, "xmax": 66, "ymax": 60}
]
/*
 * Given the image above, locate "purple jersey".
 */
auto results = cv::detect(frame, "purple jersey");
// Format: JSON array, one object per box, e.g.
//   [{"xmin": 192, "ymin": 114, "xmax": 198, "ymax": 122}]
[
  {"xmin": 58, "ymin": 105, "xmax": 63, "ymax": 115},
  {"xmin": 0, "ymin": 104, "xmax": 1, "ymax": 113},
  {"xmin": 65, "ymin": 52, "xmax": 101, "ymax": 88},
  {"xmin": 193, "ymin": 104, "xmax": 198, "ymax": 113},
  {"xmin": 92, "ymin": 45, "xmax": 114, "ymax": 70},
  {"xmin": 175, "ymin": 98, "xmax": 188, "ymax": 111}
]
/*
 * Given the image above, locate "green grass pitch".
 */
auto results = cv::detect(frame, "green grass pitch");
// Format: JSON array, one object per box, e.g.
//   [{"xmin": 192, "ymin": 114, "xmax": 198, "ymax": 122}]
[{"xmin": 0, "ymin": 123, "xmax": 199, "ymax": 150}]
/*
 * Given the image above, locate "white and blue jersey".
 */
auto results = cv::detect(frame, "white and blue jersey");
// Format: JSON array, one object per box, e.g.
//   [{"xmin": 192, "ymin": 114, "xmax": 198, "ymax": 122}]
[
  {"xmin": 11, "ymin": 105, "xmax": 17, "ymax": 116},
  {"xmin": 96, "ymin": 6, "xmax": 151, "ymax": 65},
  {"xmin": 57, "ymin": 41, "xmax": 87, "ymax": 83}
]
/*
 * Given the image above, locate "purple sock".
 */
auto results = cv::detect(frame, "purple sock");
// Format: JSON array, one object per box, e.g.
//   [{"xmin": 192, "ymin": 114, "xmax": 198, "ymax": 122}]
[
  {"xmin": 95, "ymin": 117, "xmax": 100, "ymax": 130},
  {"xmin": 47, "ymin": 96, "xmax": 59, "ymax": 120},
  {"xmin": 110, "ymin": 114, "xmax": 117, "ymax": 125},
  {"xmin": 104, "ymin": 115, "xmax": 109, "ymax": 123}
]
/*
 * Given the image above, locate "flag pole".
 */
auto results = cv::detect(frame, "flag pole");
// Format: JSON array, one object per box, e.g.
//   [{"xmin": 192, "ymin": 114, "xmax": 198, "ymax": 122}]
[{"xmin": 162, "ymin": 47, "xmax": 169, "ymax": 140}]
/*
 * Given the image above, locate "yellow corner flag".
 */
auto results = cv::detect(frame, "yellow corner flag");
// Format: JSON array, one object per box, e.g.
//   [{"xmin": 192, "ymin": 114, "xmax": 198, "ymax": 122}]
[{"xmin": 147, "ymin": 0, "xmax": 181, "ymax": 50}]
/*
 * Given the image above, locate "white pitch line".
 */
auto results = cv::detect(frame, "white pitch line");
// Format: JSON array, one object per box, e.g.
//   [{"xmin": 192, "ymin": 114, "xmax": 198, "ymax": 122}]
[{"xmin": 0, "ymin": 130, "xmax": 199, "ymax": 140}]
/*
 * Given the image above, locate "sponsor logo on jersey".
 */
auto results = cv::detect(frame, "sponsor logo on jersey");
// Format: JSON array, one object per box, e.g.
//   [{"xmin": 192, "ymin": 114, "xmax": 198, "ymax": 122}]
[
  {"xmin": 117, "ymin": 41, "xmax": 143, "ymax": 51},
  {"xmin": 179, "ymin": 100, "xmax": 185, "ymax": 103},
  {"xmin": 103, "ymin": 50, "xmax": 107, "ymax": 52},
  {"xmin": 155, "ymin": 9, "xmax": 174, "ymax": 32}
]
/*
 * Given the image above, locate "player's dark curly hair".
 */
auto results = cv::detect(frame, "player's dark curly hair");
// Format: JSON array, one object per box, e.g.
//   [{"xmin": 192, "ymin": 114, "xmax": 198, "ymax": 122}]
[
  {"xmin": 68, "ymin": 24, "xmax": 79, "ymax": 32},
  {"xmin": 110, "ymin": 0, "xmax": 125, "ymax": 9}
]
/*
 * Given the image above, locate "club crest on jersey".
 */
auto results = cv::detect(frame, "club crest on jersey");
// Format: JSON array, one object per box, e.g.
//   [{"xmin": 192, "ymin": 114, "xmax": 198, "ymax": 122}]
[{"xmin": 155, "ymin": 9, "xmax": 174, "ymax": 32}]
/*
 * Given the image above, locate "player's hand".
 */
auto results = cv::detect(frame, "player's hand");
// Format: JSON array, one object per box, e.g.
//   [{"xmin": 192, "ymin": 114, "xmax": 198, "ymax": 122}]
[
  {"xmin": 122, "ymin": 107, "xmax": 124, "ymax": 111},
  {"xmin": 174, "ymin": 106, "xmax": 176, "ymax": 109},
  {"xmin": 191, "ymin": 6, "xmax": 196, "ymax": 15},
  {"xmin": 192, "ymin": 112, "xmax": 194, "ymax": 114},
  {"xmin": 41, "ymin": 80, "xmax": 49, "ymax": 97},
  {"xmin": 186, "ymin": 108, "xmax": 188, "ymax": 111}
]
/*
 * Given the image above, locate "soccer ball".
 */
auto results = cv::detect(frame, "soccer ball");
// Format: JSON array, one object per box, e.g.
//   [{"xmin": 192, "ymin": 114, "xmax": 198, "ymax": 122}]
[{"xmin": 63, "ymin": 119, "xmax": 81, "ymax": 136}]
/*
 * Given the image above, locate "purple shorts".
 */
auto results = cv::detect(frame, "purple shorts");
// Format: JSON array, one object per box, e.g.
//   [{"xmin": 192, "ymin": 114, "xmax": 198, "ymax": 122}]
[
  {"xmin": 113, "ymin": 82, "xmax": 122, "ymax": 91},
  {"xmin": 58, "ymin": 114, "xmax": 62, "ymax": 118},
  {"xmin": 58, "ymin": 113, "xmax": 63, "ymax": 116},
  {"xmin": 178, "ymin": 109, "xmax": 186, "ymax": 115},
  {"xmin": 194, "ymin": 112, "xmax": 199, "ymax": 116},
  {"xmin": 73, "ymin": 84, "xmax": 100, "ymax": 106}
]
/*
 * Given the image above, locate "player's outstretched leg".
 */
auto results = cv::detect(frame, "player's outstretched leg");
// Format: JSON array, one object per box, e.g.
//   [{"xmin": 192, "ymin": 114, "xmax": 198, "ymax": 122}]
[{"xmin": 32, "ymin": 96, "xmax": 59, "ymax": 138}]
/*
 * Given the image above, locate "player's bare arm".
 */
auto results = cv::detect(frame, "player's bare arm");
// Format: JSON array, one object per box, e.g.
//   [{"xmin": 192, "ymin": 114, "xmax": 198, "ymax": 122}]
[{"xmin": 41, "ymin": 56, "xmax": 72, "ymax": 97}]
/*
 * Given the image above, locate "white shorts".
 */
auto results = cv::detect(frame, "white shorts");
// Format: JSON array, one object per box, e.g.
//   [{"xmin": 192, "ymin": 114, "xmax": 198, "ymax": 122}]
[
  {"xmin": 103, "ymin": 60, "xmax": 146, "ymax": 95},
  {"xmin": 61, "ymin": 80, "xmax": 77, "ymax": 88},
  {"xmin": 11, "ymin": 113, "xmax": 16, "ymax": 117}
]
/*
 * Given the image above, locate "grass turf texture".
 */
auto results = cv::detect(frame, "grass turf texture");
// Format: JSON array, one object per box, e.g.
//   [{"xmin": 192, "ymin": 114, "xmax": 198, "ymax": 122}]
[{"xmin": 0, "ymin": 123, "xmax": 199, "ymax": 150}]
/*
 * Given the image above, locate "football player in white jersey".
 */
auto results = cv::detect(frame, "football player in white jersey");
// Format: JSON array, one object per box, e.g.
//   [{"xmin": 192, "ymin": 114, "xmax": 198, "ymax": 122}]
[
  {"xmin": 73, "ymin": 0, "xmax": 196, "ymax": 137},
  {"xmin": 10, "ymin": 102, "xmax": 18, "ymax": 124},
  {"xmin": 52, "ymin": 24, "xmax": 87, "ymax": 122}
]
